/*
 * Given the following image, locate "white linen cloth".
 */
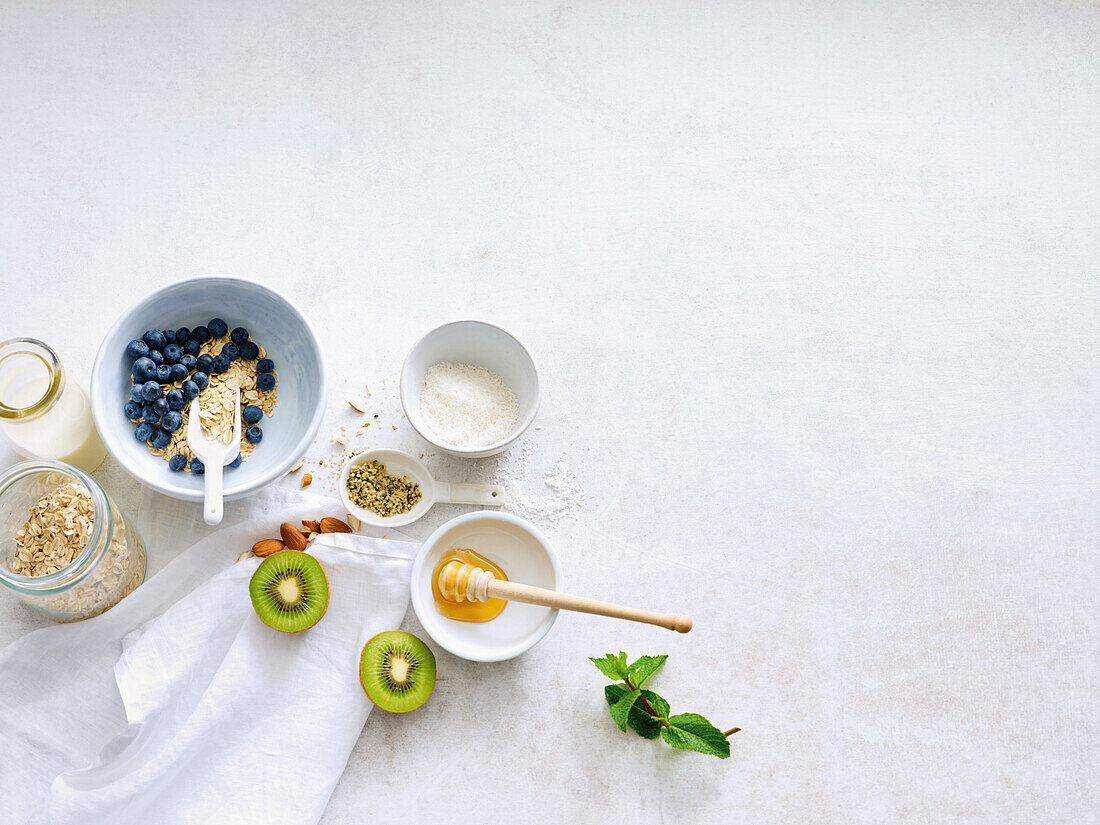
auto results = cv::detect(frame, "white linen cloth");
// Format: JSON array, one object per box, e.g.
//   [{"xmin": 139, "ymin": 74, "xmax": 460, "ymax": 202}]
[{"xmin": 0, "ymin": 487, "xmax": 416, "ymax": 825}]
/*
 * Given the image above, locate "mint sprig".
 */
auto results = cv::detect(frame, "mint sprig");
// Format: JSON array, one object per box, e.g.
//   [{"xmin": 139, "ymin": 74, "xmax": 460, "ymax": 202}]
[{"xmin": 591, "ymin": 652, "xmax": 739, "ymax": 758}]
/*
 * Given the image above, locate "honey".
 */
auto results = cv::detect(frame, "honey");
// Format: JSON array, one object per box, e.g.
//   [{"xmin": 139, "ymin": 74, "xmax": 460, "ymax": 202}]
[{"xmin": 431, "ymin": 548, "xmax": 508, "ymax": 622}]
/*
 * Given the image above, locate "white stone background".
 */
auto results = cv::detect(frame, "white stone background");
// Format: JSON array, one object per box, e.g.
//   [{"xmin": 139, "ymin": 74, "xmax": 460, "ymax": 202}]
[{"xmin": 1, "ymin": 1, "xmax": 1098, "ymax": 822}]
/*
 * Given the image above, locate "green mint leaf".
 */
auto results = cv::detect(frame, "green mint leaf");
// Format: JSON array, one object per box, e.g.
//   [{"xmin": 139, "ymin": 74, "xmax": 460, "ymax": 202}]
[
  {"xmin": 590, "ymin": 652, "xmax": 630, "ymax": 682},
  {"xmin": 604, "ymin": 683, "xmax": 627, "ymax": 706},
  {"xmin": 625, "ymin": 690, "xmax": 669, "ymax": 739},
  {"xmin": 660, "ymin": 713, "xmax": 731, "ymax": 758},
  {"xmin": 627, "ymin": 654, "xmax": 668, "ymax": 688},
  {"xmin": 607, "ymin": 685, "xmax": 641, "ymax": 732}
]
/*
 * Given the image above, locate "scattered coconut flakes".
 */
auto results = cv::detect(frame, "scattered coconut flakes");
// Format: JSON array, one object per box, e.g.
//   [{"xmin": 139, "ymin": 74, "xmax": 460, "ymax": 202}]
[{"xmin": 492, "ymin": 442, "xmax": 594, "ymax": 529}]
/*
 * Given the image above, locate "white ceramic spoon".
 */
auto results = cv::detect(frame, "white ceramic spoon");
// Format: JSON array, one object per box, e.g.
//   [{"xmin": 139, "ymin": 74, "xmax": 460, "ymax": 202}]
[
  {"xmin": 186, "ymin": 393, "xmax": 241, "ymax": 525},
  {"xmin": 339, "ymin": 448, "xmax": 503, "ymax": 528}
]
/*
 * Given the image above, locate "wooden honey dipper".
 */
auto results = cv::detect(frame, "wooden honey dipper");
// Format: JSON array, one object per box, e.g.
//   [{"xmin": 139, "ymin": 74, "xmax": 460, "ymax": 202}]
[{"xmin": 436, "ymin": 560, "xmax": 692, "ymax": 633}]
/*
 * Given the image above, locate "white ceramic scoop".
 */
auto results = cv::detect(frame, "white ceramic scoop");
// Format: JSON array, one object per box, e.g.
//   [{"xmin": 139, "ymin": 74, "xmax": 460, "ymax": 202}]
[
  {"xmin": 339, "ymin": 448, "xmax": 503, "ymax": 528},
  {"xmin": 186, "ymin": 394, "xmax": 241, "ymax": 526}
]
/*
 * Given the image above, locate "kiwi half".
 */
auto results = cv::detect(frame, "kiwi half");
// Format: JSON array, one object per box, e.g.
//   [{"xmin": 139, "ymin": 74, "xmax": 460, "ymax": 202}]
[
  {"xmin": 359, "ymin": 631, "xmax": 436, "ymax": 713},
  {"xmin": 249, "ymin": 551, "xmax": 329, "ymax": 633}
]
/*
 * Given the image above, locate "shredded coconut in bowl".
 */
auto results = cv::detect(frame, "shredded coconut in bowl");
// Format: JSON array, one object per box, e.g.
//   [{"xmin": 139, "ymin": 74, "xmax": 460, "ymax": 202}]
[{"xmin": 419, "ymin": 362, "xmax": 519, "ymax": 449}]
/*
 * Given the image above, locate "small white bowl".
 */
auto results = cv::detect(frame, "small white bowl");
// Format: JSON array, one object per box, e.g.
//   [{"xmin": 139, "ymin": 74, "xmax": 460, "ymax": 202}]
[
  {"xmin": 410, "ymin": 512, "xmax": 562, "ymax": 662},
  {"xmin": 399, "ymin": 320, "xmax": 539, "ymax": 458},
  {"xmin": 90, "ymin": 275, "xmax": 327, "ymax": 502},
  {"xmin": 339, "ymin": 448, "xmax": 504, "ymax": 528}
]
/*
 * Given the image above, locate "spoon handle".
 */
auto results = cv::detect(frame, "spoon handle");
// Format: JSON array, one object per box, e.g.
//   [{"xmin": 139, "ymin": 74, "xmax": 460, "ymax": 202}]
[
  {"xmin": 203, "ymin": 461, "xmax": 224, "ymax": 525},
  {"xmin": 485, "ymin": 579, "xmax": 692, "ymax": 633},
  {"xmin": 434, "ymin": 481, "xmax": 504, "ymax": 506}
]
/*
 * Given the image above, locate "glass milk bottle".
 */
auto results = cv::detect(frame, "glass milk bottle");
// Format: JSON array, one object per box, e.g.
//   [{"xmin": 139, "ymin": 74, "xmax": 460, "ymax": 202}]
[{"xmin": 0, "ymin": 339, "xmax": 107, "ymax": 473}]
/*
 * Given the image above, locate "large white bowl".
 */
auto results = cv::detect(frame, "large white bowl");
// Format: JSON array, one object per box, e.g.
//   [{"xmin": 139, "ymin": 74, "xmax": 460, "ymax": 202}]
[
  {"xmin": 410, "ymin": 512, "xmax": 561, "ymax": 662},
  {"xmin": 399, "ymin": 320, "xmax": 539, "ymax": 458},
  {"xmin": 90, "ymin": 275, "xmax": 326, "ymax": 502}
]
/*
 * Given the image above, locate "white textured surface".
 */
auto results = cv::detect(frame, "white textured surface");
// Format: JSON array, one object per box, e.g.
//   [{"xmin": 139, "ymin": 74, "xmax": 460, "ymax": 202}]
[{"xmin": 1, "ymin": 2, "xmax": 1097, "ymax": 822}]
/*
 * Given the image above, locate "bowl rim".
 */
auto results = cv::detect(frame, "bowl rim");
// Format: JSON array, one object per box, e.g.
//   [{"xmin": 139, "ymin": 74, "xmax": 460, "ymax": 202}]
[
  {"xmin": 90, "ymin": 274, "xmax": 327, "ymax": 502},
  {"xmin": 399, "ymin": 319, "xmax": 540, "ymax": 458},
  {"xmin": 410, "ymin": 510, "xmax": 562, "ymax": 662}
]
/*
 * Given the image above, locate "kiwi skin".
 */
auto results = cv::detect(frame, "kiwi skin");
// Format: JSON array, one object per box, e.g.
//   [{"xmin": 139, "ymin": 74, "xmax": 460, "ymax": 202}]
[
  {"xmin": 359, "ymin": 630, "xmax": 437, "ymax": 713},
  {"xmin": 249, "ymin": 551, "xmax": 330, "ymax": 633}
]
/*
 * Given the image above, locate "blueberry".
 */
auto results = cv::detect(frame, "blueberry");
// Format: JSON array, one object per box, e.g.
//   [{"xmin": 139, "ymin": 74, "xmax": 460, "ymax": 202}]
[
  {"xmin": 134, "ymin": 422, "xmax": 155, "ymax": 442},
  {"xmin": 140, "ymin": 380, "xmax": 161, "ymax": 401},
  {"xmin": 212, "ymin": 353, "xmax": 231, "ymax": 373},
  {"xmin": 228, "ymin": 453, "xmax": 243, "ymax": 468},
  {"xmin": 143, "ymin": 329, "xmax": 166, "ymax": 350},
  {"xmin": 196, "ymin": 354, "xmax": 215, "ymax": 374},
  {"xmin": 142, "ymin": 404, "xmax": 160, "ymax": 423},
  {"xmin": 256, "ymin": 358, "xmax": 274, "ymax": 374},
  {"xmin": 256, "ymin": 372, "xmax": 276, "ymax": 392},
  {"xmin": 133, "ymin": 358, "xmax": 156, "ymax": 383},
  {"xmin": 179, "ymin": 354, "xmax": 197, "ymax": 371},
  {"xmin": 191, "ymin": 325, "xmax": 211, "ymax": 344},
  {"xmin": 221, "ymin": 342, "xmax": 240, "ymax": 360},
  {"xmin": 153, "ymin": 397, "xmax": 169, "ymax": 417},
  {"xmin": 125, "ymin": 339, "xmax": 149, "ymax": 359},
  {"xmin": 242, "ymin": 404, "xmax": 263, "ymax": 425},
  {"xmin": 230, "ymin": 327, "xmax": 249, "ymax": 344},
  {"xmin": 161, "ymin": 410, "xmax": 183, "ymax": 432},
  {"xmin": 162, "ymin": 329, "xmax": 176, "ymax": 345},
  {"xmin": 168, "ymin": 454, "xmax": 187, "ymax": 471},
  {"xmin": 239, "ymin": 341, "xmax": 259, "ymax": 360},
  {"xmin": 155, "ymin": 364, "xmax": 173, "ymax": 384},
  {"xmin": 183, "ymin": 339, "xmax": 201, "ymax": 357},
  {"xmin": 175, "ymin": 327, "xmax": 191, "ymax": 345},
  {"xmin": 148, "ymin": 349, "xmax": 164, "ymax": 366},
  {"xmin": 170, "ymin": 363, "xmax": 190, "ymax": 383},
  {"xmin": 208, "ymin": 318, "xmax": 228, "ymax": 338},
  {"xmin": 150, "ymin": 427, "xmax": 172, "ymax": 450},
  {"xmin": 133, "ymin": 358, "xmax": 156, "ymax": 382},
  {"xmin": 245, "ymin": 425, "xmax": 263, "ymax": 444},
  {"xmin": 124, "ymin": 400, "xmax": 142, "ymax": 421},
  {"xmin": 129, "ymin": 384, "xmax": 144, "ymax": 403},
  {"xmin": 163, "ymin": 344, "xmax": 183, "ymax": 364},
  {"xmin": 166, "ymin": 388, "xmax": 185, "ymax": 411},
  {"xmin": 191, "ymin": 371, "xmax": 209, "ymax": 390},
  {"xmin": 181, "ymin": 379, "xmax": 200, "ymax": 400},
  {"xmin": 190, "ymin": 458, "xmax": 205, "ymax": 475}
]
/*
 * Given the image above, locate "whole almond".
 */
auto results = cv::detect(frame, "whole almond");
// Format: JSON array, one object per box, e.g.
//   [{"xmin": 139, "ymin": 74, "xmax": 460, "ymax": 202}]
[
  {"xmin": 320, "ymin": 516, "xmax": 353, "ymax": 534},
  {"xmin": 302, "ymin": 519, "xmax": 321, "ymax": 533},
  {"xmin": 280, "ymin": 522, "xmax": 308, "ymax": 551},
  {"xmin": 252, "ymin": 539, "xmax": 285, "ymax": 558}
]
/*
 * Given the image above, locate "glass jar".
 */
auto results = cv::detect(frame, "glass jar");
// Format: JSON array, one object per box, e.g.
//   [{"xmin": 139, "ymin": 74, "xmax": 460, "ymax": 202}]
[
  {"xmin": 0, "ymin": 338, "xmax": 107, "ymax": 473},
  {"xmin": 0, "ymin": 460, "xmax": 146, "ymax": 622}
]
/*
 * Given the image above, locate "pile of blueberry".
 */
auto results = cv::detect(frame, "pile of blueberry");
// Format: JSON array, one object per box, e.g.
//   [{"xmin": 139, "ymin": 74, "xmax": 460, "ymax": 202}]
[{"xmin": 123, "ymin": 318, "xmax": 277, "ymax": 475}]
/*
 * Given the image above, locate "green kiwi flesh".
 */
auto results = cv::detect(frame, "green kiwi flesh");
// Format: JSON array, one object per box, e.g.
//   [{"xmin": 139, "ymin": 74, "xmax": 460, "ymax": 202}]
[
  {"xmin": 249, "ymin": 551, "xmax": 329, "ymax": 633},
  {"xmin": 359, "ymin": 631, "xmax": 437, "ymax": 712}
]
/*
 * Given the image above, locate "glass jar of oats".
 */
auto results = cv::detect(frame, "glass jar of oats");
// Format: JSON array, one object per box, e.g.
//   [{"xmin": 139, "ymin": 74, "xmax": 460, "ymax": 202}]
[{"xmin": 0, "ymin": 460, "xmax": 146, "ymax": 621}]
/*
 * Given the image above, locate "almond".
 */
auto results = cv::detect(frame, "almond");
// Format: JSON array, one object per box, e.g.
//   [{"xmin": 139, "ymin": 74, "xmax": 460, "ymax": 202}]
[
  {"xmin": 290, "ymin": 457, "xmax": 306, "ymax": 473},
  {"xmin": 301, "ymin": 473, "xmax": 313, "ymax": 489},
  {"xmin": 252, "ymin": 539, "xmax": 285, "ymax": 558},
  {"xmin": 280, "ymin": 522, "xmax": 308, "ymax": 551},
  {"xmin": 345, "ymin": 513, "xmax": 362, "ymax": 532},
  {"xmin": 320, "ymin": 516, "xmax": 353, "ymax": 534},
  {"xmin": 348, "ymin": 398, "xmax": 369, "ymax": 413},
  {"xmin": 302, "ymin": 519, "xmax": 321, "ymax": 533}
]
